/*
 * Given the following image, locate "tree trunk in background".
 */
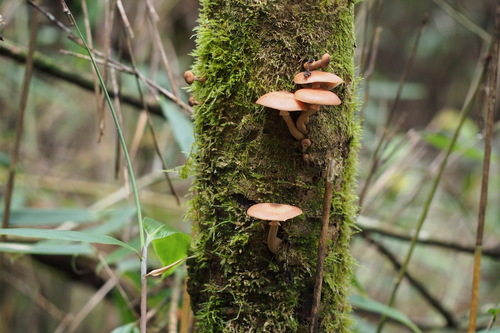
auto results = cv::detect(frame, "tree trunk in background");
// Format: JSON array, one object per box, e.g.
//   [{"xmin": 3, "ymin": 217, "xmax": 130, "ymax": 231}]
[{"xmin": 186, "ymin": 0, "xmax": 359, "ymax": 331}]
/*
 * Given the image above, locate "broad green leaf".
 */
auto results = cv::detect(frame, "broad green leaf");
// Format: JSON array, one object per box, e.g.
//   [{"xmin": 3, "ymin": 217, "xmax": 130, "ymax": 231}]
[
  {"xmin": 1, "ymin": 208, "xmax": 97, "ymax": 227},
  {"xmin": 144, "ymin": 217, "xmax": 190, "ymax": 276},
  {"xmin": 0, "ymin": 228, "xmax": 139, "ymax": 255},
  {"xmin": 110, "ymin": 323, "xmax": 139, "ymax": 333},
  {"xmin": 160, "ymin": 98, "xmax": 194, "ymax": 156},
  {"xmin": 0, "ymin": 241, "xmax": 93, "ymax": 255},
  {"xmin": 349, "ymin": 294, "xmax": 422, "ymax": 333}
]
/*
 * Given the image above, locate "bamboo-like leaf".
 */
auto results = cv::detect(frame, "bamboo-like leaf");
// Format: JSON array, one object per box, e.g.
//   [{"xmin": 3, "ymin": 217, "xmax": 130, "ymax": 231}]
[
  {"xmin": 110, "ymin": 323, "xmax": 139, "ymax": 333},
  {"xmin": 350, "ymin": 294, "xmax": 422, "ymax": 333},
  {"xmin": 0, "ymin": 241, "xmax": 93, "ymax": 255},
  {"xmin": 0, "ymin": 228, "xmax": 139, "ymax": 255},
  {"xmin": 0, "ymin": 208, "xmax": 97, "ymax": 227},
  {"xmin": 160, "ymin": 98, "xmax": 194, "ymax": 156}
]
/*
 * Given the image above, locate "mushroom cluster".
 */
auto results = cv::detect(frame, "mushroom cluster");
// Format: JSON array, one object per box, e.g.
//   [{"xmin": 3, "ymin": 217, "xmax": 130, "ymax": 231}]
[
  {"xmin": 255, "ymin": 53, "xmax": 343, "ymax": 152},
  {"xmin": 184, "ymin": 70, "xmax": 206, "ymax": 106}
]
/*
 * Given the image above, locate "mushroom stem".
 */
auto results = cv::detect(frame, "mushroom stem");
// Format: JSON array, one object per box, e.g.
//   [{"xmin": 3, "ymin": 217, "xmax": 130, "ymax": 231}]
[
  {"xmin": 267, "ymin": 221, "xmax": 282, "ymax": 254},
  {"xmin": 280, "ymin": 111, "xmax": 305, "ymax": 140},
  {"xmin": 302, "ymin": 53, "xmax": 331, "ymax": 71},
  {"xmin": 296, "ymin": 105, "xmax": 320, "ymax": 134}
]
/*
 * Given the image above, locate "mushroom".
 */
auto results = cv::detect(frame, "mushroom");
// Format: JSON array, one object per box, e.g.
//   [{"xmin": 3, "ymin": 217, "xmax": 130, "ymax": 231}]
[
  {"xmin": 256, "ymin": 91, "xmax": 308, "ymax": 140},
  {"xmin": 303, "ymin": 53, "xmax": 331, "ymax": 71},
  {"xmin": 293, "ymin": 88, "xmax": 341, "ymax": 134},
  {"xmin": 188, "ymin": 96, "xmax": 201, "ymax": 106},
  {"xmin": 293, "ymin": 70, "xmax": 343, "ymax": 90},
  {"xmin": 184, "ymin": 70, "xmax": 207, "ymax": 85},
  {"xmin": 246, "ymin": 203, "xmax": 303, "ymax": 254}
]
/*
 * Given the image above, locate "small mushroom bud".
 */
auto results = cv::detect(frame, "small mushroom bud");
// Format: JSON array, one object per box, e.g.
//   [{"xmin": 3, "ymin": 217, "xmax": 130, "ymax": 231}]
[
  {"xmin": 184, "ymin": 70, "xmax": 207, "ymax": 85},
  {"xmin": 301, "ymin": 138, "xmax": 312, "ymax": 152},
  {"xmin": 188, "ymin": 96, "xmax": 201, "ymax": 106},
  {"xmin": 303, "ymin": 53, "xmax": 331, "ymax": 71}
]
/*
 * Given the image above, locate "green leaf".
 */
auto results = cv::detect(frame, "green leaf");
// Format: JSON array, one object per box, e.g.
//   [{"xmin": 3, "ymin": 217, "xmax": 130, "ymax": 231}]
[
  {"xmin": 144, "ymin": 217, "xmax": 190, "ymax": 276},
  {"xmin": 160, "ymin": 98, "xmax": 194, "ymax": 156},
  {"xmin": 488, "ymin": 306, "xmax": 500, "ymax": 318},
  {"xmin": 1, "ymin": 208, "xmax": 97, "ymax": 227},
  {"xmin": 110, "ymin": 323, "xmax": 139, "ymax": 333},
  {"xmin": 0, "ymin": 241, "xmax": 93, "ymax": 255},
  {"xmin": 349, "ymin": 294, "xmax": 422, "ymax": 333},
  {"xmin": 422, "ymin": 132, "xmax": 495, "ymax": 161},
  {"xmin": 0, "ymin": 228, "xmax": 139, "ymax": 255},
  {"xmin": 0, "ymin": 151, "xmax": 11, "ymax": 168}
]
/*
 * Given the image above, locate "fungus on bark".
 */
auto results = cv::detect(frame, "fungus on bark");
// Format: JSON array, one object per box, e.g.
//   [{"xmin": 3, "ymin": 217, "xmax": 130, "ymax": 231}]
[
  {"xmin": 246, "ymin": 203, "xmax": 303, "ymax": 254},
  {"xmin": 184, "ymin": 70, "xmax": 207, "ymax": 85},
  {"xmin": 256, "ymin": 91, "xmax": 308, "ymax": 140}
]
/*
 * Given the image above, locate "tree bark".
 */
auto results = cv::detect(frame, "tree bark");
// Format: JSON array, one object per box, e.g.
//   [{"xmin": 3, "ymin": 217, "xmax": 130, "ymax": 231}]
[{"xmin": 186, "ymin": 0, "xmax": 359, "ymax": 331}]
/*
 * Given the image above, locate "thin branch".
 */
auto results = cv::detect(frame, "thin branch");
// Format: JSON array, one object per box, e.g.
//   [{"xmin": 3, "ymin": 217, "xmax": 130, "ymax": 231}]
[
  {"xmin": 1, "ymin": 0, "xmax": 39, "ymax": 234},
  {"xmin": 81, "ymin": 0, "xmax": 106, "ymax": 142},
  {"xmin": 432, "ymin": 0, "xmax": 491, "ymax": 44},
  {"xmin": 365, "ymin": 235, "xmax": 458, "ymax": 328},
  {"xmin": 146, "ymin": 1, "xmax": 180, "ymax": 98},
  {"xmin": 0, "ymin": 40, "xmax": 164, "ymax": 116},
  {"xmin": 468, "ymin": 3, "xmax": 500, "ymax": 331},
  {"xmin": 309, "ymin": 159, "xmax": 337, "ymax": 333},
  {"xmin": 357, "ymin": 217, "xmax": 500, "ymax": 259},
  {"xmin": 359, "ymin": 26, "xmax": 382, "ymax": 124}
]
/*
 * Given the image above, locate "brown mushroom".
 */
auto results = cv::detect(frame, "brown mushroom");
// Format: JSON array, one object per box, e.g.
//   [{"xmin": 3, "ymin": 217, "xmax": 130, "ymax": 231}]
[
  {"xmin": 293, "ymin": 71, "xmax": 343, "ymax": 90},
  {"xmin": 188, "ymin": 96, "xmax": 201, "ymax": 106},
  {"xmin": 294, "ymin": 89, "xmax": 341, "ymax": 134},
  {"xmin": 247, "ymin": 203, "xmax": 303, "ymax": 254},
  {"xmin": 184, "ymin": 70, "xmax": 207, "ymax": 85},
  {"xmin": 256, "ymin": 91, "xmax": 308, "ymax": 140}
]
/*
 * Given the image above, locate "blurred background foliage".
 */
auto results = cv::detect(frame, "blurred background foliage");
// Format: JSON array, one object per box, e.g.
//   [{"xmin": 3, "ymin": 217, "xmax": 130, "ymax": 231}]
[{"xmin": 0, "ymin": 0, "xmax": 499, "ymax": 332}]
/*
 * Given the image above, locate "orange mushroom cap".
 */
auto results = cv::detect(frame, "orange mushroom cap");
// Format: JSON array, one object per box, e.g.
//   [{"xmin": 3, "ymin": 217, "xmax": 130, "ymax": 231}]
[
  {"xmin": 256, "ymin": 91, "xmax": 308, "ymax": 112},
  {"xmin": 294, "ymin": 71, "xmax": 343, "ymax": 90},
  {"xmin": 294, "ymin": 89, "xmax": 341, "ymax": 106},
  {"xmin": 247, "ymin": 203, "xmax": 303, "ymax": 222}
]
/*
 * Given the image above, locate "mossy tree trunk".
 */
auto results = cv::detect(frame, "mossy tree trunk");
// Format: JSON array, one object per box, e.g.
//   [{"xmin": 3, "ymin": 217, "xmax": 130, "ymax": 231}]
[{"xmin": 186, "ymin": 0, "xmax": 359, "ymax": 332}]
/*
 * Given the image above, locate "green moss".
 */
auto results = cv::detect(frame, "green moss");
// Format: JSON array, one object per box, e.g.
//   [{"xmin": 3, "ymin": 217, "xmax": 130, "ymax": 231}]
[{"xmin": 186, "ymin": 0, "xmax": 360, "ymax": 332}]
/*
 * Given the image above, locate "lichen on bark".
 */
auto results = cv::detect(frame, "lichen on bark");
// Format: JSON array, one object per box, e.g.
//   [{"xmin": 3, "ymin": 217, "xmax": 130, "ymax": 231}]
[{"xmin": 186, "ymin": 0, "xmax": 360, "ymax": 332}]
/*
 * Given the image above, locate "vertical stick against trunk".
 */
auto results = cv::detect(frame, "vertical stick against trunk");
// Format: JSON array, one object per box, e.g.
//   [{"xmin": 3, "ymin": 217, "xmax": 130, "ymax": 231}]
[{"xmin": 309, "ymin": 159, "xmax": 336, "ymax": 333}]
